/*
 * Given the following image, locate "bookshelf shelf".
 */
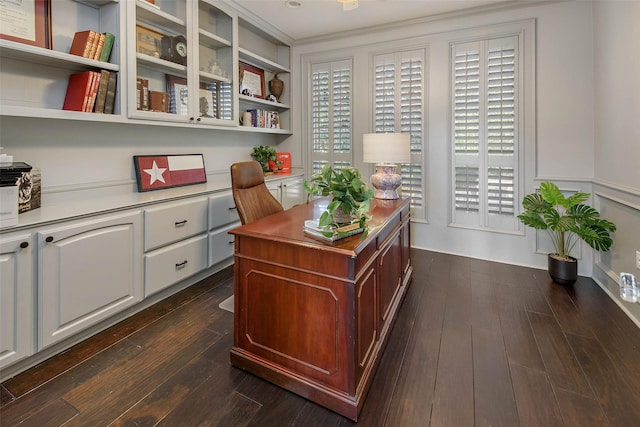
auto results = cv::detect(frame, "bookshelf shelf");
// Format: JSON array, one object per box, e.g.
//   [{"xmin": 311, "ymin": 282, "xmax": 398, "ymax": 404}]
[{"xmin": 0, "ymin": 40, "xmax": 120, "ymax": 73}]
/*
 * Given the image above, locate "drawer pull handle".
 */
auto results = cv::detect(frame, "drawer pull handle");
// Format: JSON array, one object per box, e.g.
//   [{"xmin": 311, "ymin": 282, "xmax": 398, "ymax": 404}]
[
  {"xmin": 175, "ymin": 220, "xmax": 188, "ymax": 227},
  {"xmin": 229, "ymin": 206, "xmax": 237, "ymax": 210},
  {"xmin": 228, "ymin": 241, "xmax": 234, "ymax": 245},
  {"xmin": 175, "ymin": 260, "xmax": 188, "ymax": 269},
  {"xmin": 45, "ymin": 236, "xmax": 54, "ymax": 243},
  {"xmin": 20, "ymin": 241, "xmax": 29, "ymax": 249}
]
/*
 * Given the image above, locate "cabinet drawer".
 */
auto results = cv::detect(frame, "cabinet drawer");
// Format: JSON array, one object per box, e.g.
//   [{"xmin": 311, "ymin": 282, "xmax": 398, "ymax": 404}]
[
  {"xmin": 209, "ymin": 192, "xmax": 239, "ymax": 230},
  {"xmin": 144, "ymin": 197, "xmax": 208, "ymax": 251},
  {"xmin": 209, "ymin": 222, "xmax": 239, "ymax": 267},
  {"xmin": 144, "ymin": 234, "xmax": 208, "ymax": 297}
]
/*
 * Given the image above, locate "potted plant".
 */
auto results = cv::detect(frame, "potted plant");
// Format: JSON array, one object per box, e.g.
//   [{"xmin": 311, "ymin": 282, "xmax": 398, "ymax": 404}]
[
  {"xmin": 304, "ymin": 165, "xmax": 374, "ymax": 229},
  {"xmin": 517, "ymin": 181, "xmax": 616, "ymax": 285},
  {"xmin": 251, "ymin": 145, "xmax": 277, "ymax": 174}
]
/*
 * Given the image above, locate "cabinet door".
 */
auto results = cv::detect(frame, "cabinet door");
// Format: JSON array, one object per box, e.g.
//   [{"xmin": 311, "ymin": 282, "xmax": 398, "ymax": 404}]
[
  {"xmin": 0, "ymin": 232, "xmax": 34, "ymax": 368},
  {"xmin": 281, "ymin": 177, "xmax": 304, "ymax": 209},
  {"xmin": 378, "ymin": 228, "xmax": 402, "ymax": 326},
  {"xmin": 38, "ymin": 211, "xmax": 143, "ymax": 349},
  {"xmin": 266, "ymin": 181, "xmax": 282, "ymax": 203}
]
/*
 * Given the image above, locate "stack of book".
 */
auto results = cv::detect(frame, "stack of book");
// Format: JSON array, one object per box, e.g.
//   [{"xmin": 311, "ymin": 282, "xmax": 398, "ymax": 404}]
[
  {"xmin": 62, "ymin": 70, "xmax": 117, "ymax": 113},
  {"xmin": 245, "ymin": 109, "xmax": 280, "ymax": 129},
  {"xmin": 303, "ymin": 220, "xmax": 365, "ymax": 242},
  {"xmin": 69, "ymin": 30, "xmax": 115, "ymax": 63}
]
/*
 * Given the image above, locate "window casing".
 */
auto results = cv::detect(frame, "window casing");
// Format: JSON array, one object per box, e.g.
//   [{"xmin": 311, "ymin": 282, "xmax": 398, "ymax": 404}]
[
  {"xmin": 373, "ymin": 49, "xmax": 426, "ymax": 219},
  {"xmin": 310, "ymin": 59, "xmax": 353, "ymax": 173},
  {"xmin": 451, "ymin": 35, "xmax": 522, "ymax": 232}
]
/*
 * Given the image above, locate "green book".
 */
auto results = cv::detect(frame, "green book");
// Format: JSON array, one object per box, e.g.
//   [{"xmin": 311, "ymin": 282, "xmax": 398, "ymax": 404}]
[{"xmin": 99, "ymin": 32, "xmax": 115, "ymax": 62}]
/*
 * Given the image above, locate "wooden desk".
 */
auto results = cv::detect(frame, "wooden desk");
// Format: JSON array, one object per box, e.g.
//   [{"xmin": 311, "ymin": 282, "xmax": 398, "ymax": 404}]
[{"xmin": 229, "ymin": 197, "xmax": 412, "ymax": 421}]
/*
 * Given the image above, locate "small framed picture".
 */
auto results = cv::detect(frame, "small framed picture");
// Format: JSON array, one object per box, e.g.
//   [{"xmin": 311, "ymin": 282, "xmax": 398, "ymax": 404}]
[
  {"xmin": 136, "ymin": 25, "xmax": 164, "ymax": 58},
  {"xmin": 198, "ymin": 88, "xmax": 215, "ymax": 118},
  {"xmin": 0, "ymin": 0, "xmax": 51, "ymax": 49},
  {"xmin": 239, "ymin": 62, "xmax": 265, "ymax": 99},
  {"xmin": 133, "ymin": 154, "xmax": 207, "ymax": 192},
  {"xmin": 166, "ymin": 75, "xmax": 188, "ymax": 115}
]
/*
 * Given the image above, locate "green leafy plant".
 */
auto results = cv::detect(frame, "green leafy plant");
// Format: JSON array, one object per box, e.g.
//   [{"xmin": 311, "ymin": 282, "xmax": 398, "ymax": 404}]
[
  {"xmin": 250, "ymin": 145, "xmax": 277, "ymax": 172},
  {"xmin": 517, "ymin": 182, "xmax": 616, "ymax": 260},
  {"xmin": 304, "ymin": 165, "xmax": 374, "ymax": 229}
]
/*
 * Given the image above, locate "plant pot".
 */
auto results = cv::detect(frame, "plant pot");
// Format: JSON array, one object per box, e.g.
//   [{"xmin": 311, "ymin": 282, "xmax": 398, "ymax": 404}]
[
  {"xmin": 548, "ymin": 253, "xmax": 577, "ymax": 285},
  {"xmin": 332, "ymin": 205, "xmax": 354, "ymax": 225}
]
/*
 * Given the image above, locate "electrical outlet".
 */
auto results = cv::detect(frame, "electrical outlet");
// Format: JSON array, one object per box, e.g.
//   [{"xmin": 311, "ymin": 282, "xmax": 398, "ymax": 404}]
[{"xmin": 636, "ymin": 250, "xmax": 640, "ymax": 270}]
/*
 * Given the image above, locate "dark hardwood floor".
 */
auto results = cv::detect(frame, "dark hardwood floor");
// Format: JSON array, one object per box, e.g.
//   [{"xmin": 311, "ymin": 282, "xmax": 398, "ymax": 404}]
[{"xmin": 2, "ymin": 249, "xmax": 640, "ymax": 426}]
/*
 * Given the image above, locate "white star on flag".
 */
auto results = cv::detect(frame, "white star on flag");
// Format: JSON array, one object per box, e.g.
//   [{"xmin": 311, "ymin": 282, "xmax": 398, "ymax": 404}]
[{"xmin": 144, "ymin": 161, "xmax": 167, "ymax": 185}]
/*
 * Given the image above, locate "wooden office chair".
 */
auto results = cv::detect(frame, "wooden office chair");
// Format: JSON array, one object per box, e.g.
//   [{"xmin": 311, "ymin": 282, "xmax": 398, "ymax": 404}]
[{"xmin": 230, "ymin": 161, "xmax": 284, "ymax": 224}]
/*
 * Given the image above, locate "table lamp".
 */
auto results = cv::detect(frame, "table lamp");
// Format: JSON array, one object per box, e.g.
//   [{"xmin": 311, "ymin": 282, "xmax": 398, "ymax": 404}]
[{"xmin": 362, "ymin": 133, "xmax": 411, "ymax": 199}]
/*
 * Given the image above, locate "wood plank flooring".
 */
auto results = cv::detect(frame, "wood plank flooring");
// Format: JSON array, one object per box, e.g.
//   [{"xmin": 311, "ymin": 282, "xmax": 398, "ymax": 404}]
[{"xmin": 2, "ymin": 249, "xmax": 640, "ymax": 426}]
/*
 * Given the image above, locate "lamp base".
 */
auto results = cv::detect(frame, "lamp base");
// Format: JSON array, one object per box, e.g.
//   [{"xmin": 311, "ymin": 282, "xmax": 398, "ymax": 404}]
[{"xmin": 371, "ymin": 164, "xmax": 401, "ymax": 199}]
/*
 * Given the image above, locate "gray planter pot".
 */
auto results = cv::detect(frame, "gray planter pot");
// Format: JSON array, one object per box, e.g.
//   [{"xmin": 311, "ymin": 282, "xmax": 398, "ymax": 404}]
[{"xmin": 548, "ymin": 253, "xmax": 577, "ymax": 285}]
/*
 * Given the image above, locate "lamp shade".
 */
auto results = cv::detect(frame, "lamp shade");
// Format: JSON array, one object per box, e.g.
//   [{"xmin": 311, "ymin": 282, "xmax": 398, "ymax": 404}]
[{"xmin": 363, "ymin": 133, "xmax": 411, "ymax": 164}]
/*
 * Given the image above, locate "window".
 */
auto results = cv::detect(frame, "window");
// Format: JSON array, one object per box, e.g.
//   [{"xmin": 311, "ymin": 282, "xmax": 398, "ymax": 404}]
[
  {"xmin": 310, "ymin": 59, "xmax": 353, "ymax": 173},
  {"xmin": 373, "ymin": 49, "xmax": 425, "ymax": 218},
  {"xmin": 451, "ymin": 36, "xmax": 521, "ymax": 232}
]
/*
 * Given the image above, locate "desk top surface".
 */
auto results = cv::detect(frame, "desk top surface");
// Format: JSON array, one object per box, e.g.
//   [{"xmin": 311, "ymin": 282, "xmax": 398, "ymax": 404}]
[{"xmin": 230, "ymin": 197, "xmax": 409, "ymax": 255}]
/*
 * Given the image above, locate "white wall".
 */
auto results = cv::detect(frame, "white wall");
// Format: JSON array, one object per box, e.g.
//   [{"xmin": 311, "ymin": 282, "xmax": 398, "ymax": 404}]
[
  {"xmin": 591, "ymin": 0, "xmax": 640, "ymax": 324},
  {"xmin": 292, "ymin": 0, "xmax": 599, "ymax": 273}
]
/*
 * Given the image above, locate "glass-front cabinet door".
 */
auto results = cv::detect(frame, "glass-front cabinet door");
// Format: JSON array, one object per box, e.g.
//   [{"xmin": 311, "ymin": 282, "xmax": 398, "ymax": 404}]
[{"xmin": 127, "ymin": 0, "xmax": 236, "ymax": 126}]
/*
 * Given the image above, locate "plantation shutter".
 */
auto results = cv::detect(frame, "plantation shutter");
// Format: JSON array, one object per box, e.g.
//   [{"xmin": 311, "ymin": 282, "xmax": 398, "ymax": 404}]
[
  {"xmin": 311, "ymin": 60, "xmax": 353, "ymax": 174},
  {"xmin": 373, "ymin": 49, "xmax": 425, "ymax": 218},
  {"xmin": 451, "ymin": 36, "xmax": 520, "ymax": 231}
]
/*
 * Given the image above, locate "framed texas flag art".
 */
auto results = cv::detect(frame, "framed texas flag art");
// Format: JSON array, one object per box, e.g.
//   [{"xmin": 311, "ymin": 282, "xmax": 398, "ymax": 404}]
[{"xmin": 133, "ymin": 154, "xmax": 207, "ymax": 192}]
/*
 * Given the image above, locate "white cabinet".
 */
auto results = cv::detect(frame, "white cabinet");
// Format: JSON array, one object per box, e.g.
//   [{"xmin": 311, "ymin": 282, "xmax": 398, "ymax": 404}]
[
  {"xmin": 143, "ymin": 197, "xmax": 209, "ymax": 296},
  {"xmin": 0, "ymin": 231, "xmax": 35, "ymax": 368},
  {"xmin": 38, "ymin": 210, "xmax": 143, "ymax": 349},
  {"xmin": 127, "ymin": 0, "xmax": 237, "ymax": 126},
  {"xmin": 267, "ymin": 176, "xmax": 304, "ymax": 210},
  {"xmin": 208, "ymin": 191, "xmax": 240, "ymax": 267},
  {"xmin": 0, "ymin": 0, "xmax": 123, "ymax": 119}
]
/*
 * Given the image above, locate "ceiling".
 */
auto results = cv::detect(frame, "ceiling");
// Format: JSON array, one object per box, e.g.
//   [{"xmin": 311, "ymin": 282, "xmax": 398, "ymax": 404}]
[{"xmin": 229, "ymin": 0, "xmax": 531, "ymax": 41}]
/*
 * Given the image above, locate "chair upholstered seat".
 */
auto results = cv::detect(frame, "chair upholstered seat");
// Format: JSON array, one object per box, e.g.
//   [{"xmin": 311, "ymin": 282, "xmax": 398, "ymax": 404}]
[{"xmin": 230, "ymin": 161, "xmax": 284, "ymax": 225}]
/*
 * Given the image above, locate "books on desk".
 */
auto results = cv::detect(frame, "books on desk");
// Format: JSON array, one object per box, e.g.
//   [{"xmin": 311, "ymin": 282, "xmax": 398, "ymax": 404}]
[{"xmin": 304, "ymin": 220, "xmax": 364, "ymax": 242}]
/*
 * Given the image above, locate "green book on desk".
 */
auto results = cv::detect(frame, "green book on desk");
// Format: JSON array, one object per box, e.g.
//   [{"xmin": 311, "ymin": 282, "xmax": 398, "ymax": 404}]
[{"xmin": 304, "ymin": 219, "xmax": 364, "ymax": 241}]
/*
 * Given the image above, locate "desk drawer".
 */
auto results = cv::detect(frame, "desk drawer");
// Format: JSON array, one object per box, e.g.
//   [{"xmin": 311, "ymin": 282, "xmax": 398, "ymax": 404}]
[
  {"xmin": 144, "ymin": 197, "xmax": 208, "ymax": 251},
  {"xmin": 144, "ymin": 234, "xmax": 208, "ymax": 296},
  {"xmin": 209, "ymin": 192, "xmax": 239, "ymax": 230}
]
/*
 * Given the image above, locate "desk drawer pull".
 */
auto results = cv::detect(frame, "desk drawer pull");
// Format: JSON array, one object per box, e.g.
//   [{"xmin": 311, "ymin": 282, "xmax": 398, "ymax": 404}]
[
  {"xmin": 174, "ymin": 220, "xmax": 188, "ymax": 227},
  {"xmin": 175, "ymin": 260, "xmax": 188, "ymax": 269}
]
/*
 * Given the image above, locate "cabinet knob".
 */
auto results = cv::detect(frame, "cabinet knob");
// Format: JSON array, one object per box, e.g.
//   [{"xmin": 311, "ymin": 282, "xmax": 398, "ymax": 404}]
[
  {"xmin": 20, "ymin": 241, "xmax": 29, "ymax": 249},
  {"xmin": 45, "ymin": 236, "xmax": 54, "ymax": 243},
  {"xmin": 196, "ymin": 117, "xmax": 201, "ymax": 122}
]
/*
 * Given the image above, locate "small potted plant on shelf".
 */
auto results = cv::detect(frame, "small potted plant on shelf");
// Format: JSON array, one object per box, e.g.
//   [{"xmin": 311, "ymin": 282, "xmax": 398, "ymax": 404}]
[
  {"xmin": 304, "ymin": 164, "xmax": 374, "ymax": 230},
  {"xmin": 517, "ymin": 181, "xmax": 616, "ymax": 285},
  {"xmin": 251, "ymin": 145, "xmax": 277, "ymax": 174}
]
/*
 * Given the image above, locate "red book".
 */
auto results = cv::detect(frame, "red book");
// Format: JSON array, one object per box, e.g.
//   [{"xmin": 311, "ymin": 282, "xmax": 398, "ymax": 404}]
[
  {"xmin": 271, "ymin": 152, "xmax": 291, "ymax": 174},
  {"xmin": 62, "ymin": 71, "xmax": 94, "ymax": 111},
  {"xmin": 86, "ymin": 71, "xmax": 101, "ymax": 112},
  {"xmin": 69, "ymin": 30, "xmax": 97, "ymax": 58}
]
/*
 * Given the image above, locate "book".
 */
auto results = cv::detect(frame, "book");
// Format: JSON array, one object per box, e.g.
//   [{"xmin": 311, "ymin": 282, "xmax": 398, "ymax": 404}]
[
  {"xmin": 62, "ymin": 71, "xmax": 94, "ymax": 111},
  {"xmin": 103, "ymin": 72, "xmax": 118, "ymax": 114},
  {"xmin": 304, "ymin": 220, "xmax": 365, "ymax": 242},
  {"xmin": 69, "ymin": 30, "xmax": 97, "ymax": 58},
  {"xmin": 93, "ymin": 70, "xmax": 110, "ymax": 113},
  {"xmin": 85, "ymin": 71, "xmax": 100, "ymax": 112},
  {"xmin": 136, "ymin": 78, "xmax": 149, "ymax": 110},
  {"xmin": 99, "ymin": 32, "xmax": 115, "ymax": 62},
  {"xmin": 93, "ymin": 33, "xmax": 106, "ymax": 60}
]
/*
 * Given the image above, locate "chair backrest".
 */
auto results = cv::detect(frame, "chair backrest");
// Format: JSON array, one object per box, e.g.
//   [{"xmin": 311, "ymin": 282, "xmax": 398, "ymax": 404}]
[{"xmin": 230, "ymin": 161, "xmax": 284, "ymax": 225}]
